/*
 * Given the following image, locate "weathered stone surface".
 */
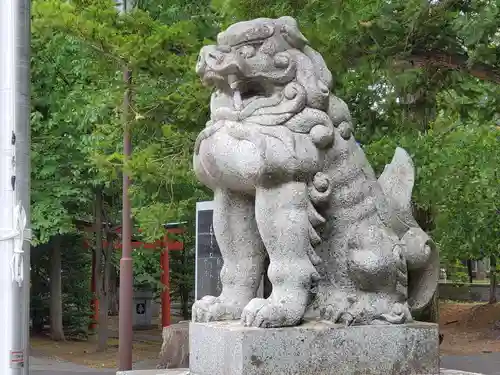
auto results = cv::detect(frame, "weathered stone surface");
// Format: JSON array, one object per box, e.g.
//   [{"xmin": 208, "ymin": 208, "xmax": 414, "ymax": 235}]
[
  {"xmin": 189, "ymin": 320, "xmax": 440, "ymax": 375},
  {"xmin": 157, "ymin": 322, "xmax": 189, "ymax": 369},
  {"xmin": 116, "ymin": 370, "xmax": 189, "ymax": 375},
  {"xmin": 116, "ymin": 370, "xmax": 481, "ymax": 375},
  {"xmin": 191, "ymin": 15, "xmax": 439, "ymax": 328},
  {"xmin": 116, "ymin": 370, "xmax": 482, "ymax": 375}
]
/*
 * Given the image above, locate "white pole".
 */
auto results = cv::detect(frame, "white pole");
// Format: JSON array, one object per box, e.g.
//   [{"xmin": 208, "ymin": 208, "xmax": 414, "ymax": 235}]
[{"xmin": 0, "ymin": 0, "xmax": 31, "ymax": 374}]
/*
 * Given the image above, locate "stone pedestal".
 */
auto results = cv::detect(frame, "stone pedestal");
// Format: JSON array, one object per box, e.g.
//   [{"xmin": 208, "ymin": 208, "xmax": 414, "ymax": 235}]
[
  {"xmin": 116, "ymin": 371, "xmax": 482, "ymax": 375},
  {"xmin": 189, "ymin": 320, "xmax": 440, "ymax": 375},
  {"xmin": 158, "ymin": 321, "xmax": 190, "ymax": 369}
]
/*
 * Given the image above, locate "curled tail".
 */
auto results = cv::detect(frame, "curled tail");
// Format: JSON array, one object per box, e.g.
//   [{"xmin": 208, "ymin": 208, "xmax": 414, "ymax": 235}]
[
  {"xmin": 306, "ymin": 172, "xmax": 332, "ymax": 267},
  {"xmin": 300, "ymin": 171, "xmax": 335, "ymax": 294}
]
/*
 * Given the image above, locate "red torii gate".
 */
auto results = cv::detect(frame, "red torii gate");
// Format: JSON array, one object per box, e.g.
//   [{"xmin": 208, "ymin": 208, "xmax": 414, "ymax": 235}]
[{"xmin": 83, "ymin": 222, "xmax": 184, "ymax": 329}]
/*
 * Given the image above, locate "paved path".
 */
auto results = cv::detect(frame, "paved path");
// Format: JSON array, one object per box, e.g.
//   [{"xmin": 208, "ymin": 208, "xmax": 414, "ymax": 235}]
[
  {"xmin": 29, "ymin": 355, "xmax": 161, "ymax": 374},
  {"xmin": 442, "ymin": 354, "xmax": 500, "ymax": 375},
  {"xmin": 31, "ymin": 371, "xmax": 115, "ymax": 375},
  {"xmin": 29, "ymin": 353, "xmax": 500, "ymax": 374},
  {"xmin": 29, "ymin": 356, "xmax": 115, "ymax": 374}
]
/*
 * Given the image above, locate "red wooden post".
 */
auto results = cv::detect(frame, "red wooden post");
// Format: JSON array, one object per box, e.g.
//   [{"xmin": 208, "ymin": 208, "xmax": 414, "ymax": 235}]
[{"xmin": 160, "ymin": 246, "xmax": 170, "ymax": 327}]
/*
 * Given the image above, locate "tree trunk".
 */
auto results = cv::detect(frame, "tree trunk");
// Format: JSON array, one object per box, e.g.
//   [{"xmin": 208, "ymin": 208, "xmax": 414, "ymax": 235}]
[
  {"xmin": 90, "ymin": 247, "xmax": 99, "ymax": 332},
  {"xmin": 50, "ymin": 236, "xmax": 65, "ymax": 341},
  {"xmin": 489, "ymin": 255, "xmax": 497, "ymax": 304},
  {"xmin": 96, "ymin": 268, "xmax": 108, "ymax": 351},
  {"xmin": 94, "ymin": 189, "xmax": 108, "ymax": 352},
  {"xmin": 466, "ymin": 259, "xmax": 473, "ymax": 283},
  {"xmin": 180, "ymin": 283, "xmax": 190, "ymax": 320},
  {"xmin": 109, "ymin": 266, "xmax": 119, "ymax": 316},
  {"xmin": 98, "ymin": 236, "xmax": 113, "ymax": 352}
]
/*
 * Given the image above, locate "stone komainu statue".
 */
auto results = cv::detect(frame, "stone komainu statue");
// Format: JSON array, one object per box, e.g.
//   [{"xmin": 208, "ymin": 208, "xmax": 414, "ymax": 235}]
[{"xmin": 192, "ymin": 16, "xmax": 439, "ymax": 328}]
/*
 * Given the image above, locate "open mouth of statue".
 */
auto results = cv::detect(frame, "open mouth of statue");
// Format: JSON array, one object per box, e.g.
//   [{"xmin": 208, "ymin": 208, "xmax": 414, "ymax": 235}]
[
  {"xmin": 229, "ymin": 80, "xmax": 269, "ymax": 111},
  {"xmin": 231, "ymin": 84, "xmax": 261, "ymax": 110},
  {"xmin": 204, "ymin": 71, "xmax": 270, "ymax": 111}
]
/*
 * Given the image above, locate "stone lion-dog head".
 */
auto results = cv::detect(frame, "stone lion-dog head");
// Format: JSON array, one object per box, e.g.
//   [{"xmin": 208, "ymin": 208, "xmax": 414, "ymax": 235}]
[{"xmin": 196, "ymin": 16, "xmax": 338, "ymax": 113}]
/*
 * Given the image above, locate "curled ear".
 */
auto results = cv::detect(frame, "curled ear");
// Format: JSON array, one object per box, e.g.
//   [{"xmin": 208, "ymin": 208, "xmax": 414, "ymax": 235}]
[
  {"xmin": 303, "ymin": 45, "xmax": 333, "ymax": 89},
  {"xmin": 278, "ymin": 16, "xmax": 308, "ymax": 50}
]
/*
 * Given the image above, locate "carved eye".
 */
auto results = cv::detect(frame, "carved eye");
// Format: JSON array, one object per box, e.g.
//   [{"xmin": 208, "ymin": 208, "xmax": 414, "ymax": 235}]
[{"xmin": 238, "ymin": 45, "xmax": 256, "ymax": 58}]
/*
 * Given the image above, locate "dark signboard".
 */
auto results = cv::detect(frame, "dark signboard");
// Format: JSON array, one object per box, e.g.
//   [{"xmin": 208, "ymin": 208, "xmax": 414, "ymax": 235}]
[
  {"xmin": 195, "ymin": 201, "xmax": 223, "ymax": 300},
  {"xmin": 197, "ymin": 210, "xmax": 222, "ymax": 258},
  {"xmin": 195, "ymin": 201, "xmax": 264, "ymax": 301}
]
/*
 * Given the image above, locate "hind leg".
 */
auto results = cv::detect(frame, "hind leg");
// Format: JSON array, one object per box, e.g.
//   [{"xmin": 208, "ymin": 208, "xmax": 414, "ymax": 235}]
[
  {"xmin": 241, "ymin": 181, "xmax": 318, "ymax": 327},
  {"xmin": 192, "ymin": 189, "xmax": 266, "ymax": 322},
  {"xmin": 321, "ymin": 221, "xmax": 412, "ymax": 325}
]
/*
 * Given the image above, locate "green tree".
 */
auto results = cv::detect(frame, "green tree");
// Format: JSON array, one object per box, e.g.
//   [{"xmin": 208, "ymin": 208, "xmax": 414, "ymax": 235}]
[
  {"xmin": 33, "ymin": 0, "xmax": 213, "ymax": 234},
  {"xmin": 31, "ymin": 1, "xmax": 125, "ymax": 340},
  {"xmin": 31, "ymin": 0, "xmax": 216, "ymax": 339}
]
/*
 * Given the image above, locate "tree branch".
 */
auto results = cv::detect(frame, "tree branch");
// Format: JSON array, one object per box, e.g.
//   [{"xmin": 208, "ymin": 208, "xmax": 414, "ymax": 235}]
[{"xmin": 407, "ymin": 50, "xmax": 500, "ymax": 84}]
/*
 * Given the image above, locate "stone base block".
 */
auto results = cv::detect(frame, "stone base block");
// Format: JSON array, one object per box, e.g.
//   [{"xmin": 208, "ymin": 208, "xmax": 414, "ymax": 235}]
[
  {"xmin": 190, "ymin": 320, "xmax": 440, "ymax": 375},
  {"xmin": 115, "ymin": 369, "xmax": 481, "ymax": 375}
]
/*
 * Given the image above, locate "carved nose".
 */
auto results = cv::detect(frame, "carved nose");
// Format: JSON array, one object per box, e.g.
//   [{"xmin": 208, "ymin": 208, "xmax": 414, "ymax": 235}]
[
  {"xmin": 207, "ymin": 50, "xmax": 224, "ymax": 64},
  {"xmin": 195, "ymin": 53, "xmax": 206, "ymax": 74}
]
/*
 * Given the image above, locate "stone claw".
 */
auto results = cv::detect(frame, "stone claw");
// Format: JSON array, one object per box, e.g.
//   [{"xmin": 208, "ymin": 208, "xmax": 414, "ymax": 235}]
[
  {"xmin": 241, "ymin": 297, "xmax": 304, "ymax": 328},
  {"xmin": 320, "ymin": 304, "xmax": 342, "ymax": 323},
  {"xmin": 320, "ymin": 304, "xmax": 356, "ymax": 326},
  {"xmin": 192, "ymin": 295, "xmax": 245, "ymax": 322},
  {"xmin": 339, "ymin": 312, "xmax": 355, "ymax": 327},
  {"xmin": 241, "ymin": 298, "xmax": 268, "ymax": 327}
]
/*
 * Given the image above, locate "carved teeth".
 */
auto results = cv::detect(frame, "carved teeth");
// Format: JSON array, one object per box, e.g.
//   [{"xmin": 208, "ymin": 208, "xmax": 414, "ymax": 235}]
[
  {"xmin": 227, "ymin": 74, "xmax": 240, "ymax": 89},
  {"xmin": 233, "ymin": 89, "xmax": 243, "ymax": 110}
]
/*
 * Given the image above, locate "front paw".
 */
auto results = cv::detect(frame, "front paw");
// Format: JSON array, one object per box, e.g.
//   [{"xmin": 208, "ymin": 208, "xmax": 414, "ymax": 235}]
[
  {"xmin": 241, "ymin": 298, "xmax": 305, "ymax": 328},
  {"xmin": 192, "ymin": 295, "xmax": 246, "ymax": 322}
]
